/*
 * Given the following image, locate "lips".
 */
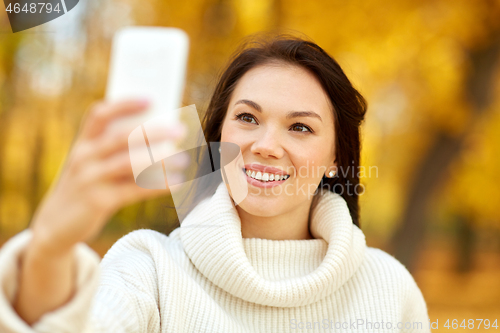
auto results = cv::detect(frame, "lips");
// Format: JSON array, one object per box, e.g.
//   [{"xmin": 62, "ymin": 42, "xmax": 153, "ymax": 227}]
[
  {"xmin": 243, "ymin": 169, "xmax": 288, "ymax": 188},
  {"xmin": 241, "ymin": 163, "xmax": 291, "ymax": 188}
]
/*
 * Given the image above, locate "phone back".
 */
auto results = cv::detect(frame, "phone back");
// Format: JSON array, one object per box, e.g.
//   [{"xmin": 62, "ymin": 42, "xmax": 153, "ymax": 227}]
[{"xmin": 106, "ymin": 27, "xmax": 189, "ymax": 129}]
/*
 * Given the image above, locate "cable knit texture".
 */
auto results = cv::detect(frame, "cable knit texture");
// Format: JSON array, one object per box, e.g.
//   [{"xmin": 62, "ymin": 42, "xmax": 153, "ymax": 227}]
[{"xmin": 0, "ymin": 182, "xmax": 430, "ymax": 332}]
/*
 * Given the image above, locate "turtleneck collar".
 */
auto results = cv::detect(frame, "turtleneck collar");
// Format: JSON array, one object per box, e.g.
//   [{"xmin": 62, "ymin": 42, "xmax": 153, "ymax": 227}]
[{"xmin": 179, "ymin": 182, "xmax": 366, "ymax": 307}]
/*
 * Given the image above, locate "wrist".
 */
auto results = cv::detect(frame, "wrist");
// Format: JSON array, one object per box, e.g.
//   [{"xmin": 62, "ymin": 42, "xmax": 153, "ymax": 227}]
[{"xmin": 16, "ymin": 230, "xmax": 76, "ymax": 325}]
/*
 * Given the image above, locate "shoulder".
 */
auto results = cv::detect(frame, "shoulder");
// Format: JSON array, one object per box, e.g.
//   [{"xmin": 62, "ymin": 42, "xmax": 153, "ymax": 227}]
[
  {"xmin": 104, "ymin": 228, "xmax": 181, "ymax": 256},
  {"xmin": 361, "ymin": 247, "xmax": 430, "ymax": 324},
  {"xmin": 362, "ymin": 247, "xmax": 412, "ymax": 278},
  {"xmin": 99, "ymin": 228, "xmax": 185, "ymax": 278},
  {"xmin": 360, "ymin": 247, "xmax": 416, "ymax": 287},
  {"xmin": 359, "ymin": 247, "xmax": 427, "ymax": 304}
]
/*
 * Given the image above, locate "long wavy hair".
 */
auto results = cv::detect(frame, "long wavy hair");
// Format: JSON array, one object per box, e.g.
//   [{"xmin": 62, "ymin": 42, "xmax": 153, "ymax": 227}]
[{"xmin": 175, "ymin": 33, "xmax": 367, "ymax": 228}]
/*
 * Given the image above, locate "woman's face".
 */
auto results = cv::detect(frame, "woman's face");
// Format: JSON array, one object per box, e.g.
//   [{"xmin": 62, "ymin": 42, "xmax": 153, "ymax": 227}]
[{"xmin": 220, "ymin": 62, "xmax": 336, "ymax": 218}]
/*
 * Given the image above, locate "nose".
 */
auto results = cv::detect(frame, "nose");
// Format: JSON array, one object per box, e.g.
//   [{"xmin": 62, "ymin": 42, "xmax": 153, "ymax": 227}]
[{"xmin": 250, "ymin": 127, "xmax": 284, "ymax": 159}]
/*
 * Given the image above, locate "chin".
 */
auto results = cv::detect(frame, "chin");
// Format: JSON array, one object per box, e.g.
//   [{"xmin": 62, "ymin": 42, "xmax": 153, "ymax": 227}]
[
  {"xmin": 237, "ymin": 192, "xmax": 290, "ymax": 217},
  {"xmin": 238, "ymin": 202, "xmax": 285, "ymax": 218}
]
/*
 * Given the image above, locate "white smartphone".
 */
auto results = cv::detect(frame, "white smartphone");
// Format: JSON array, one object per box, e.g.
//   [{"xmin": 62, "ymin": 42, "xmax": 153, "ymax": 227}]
[{"xmin": 105, "ymin": 26, "xmax": 190, "ymax": 131}]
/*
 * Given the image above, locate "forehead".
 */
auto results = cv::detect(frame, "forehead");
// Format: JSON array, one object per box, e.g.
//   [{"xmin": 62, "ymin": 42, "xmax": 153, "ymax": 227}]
[{"xmin": 229, "ymin": 63, "xmax": 334, "ymax": 119}]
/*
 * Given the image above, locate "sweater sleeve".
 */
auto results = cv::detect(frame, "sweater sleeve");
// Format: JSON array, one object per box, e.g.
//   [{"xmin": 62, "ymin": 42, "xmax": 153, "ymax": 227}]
[
  {"xmin": 0, "ymin": 230, "xmax": 161, "ymax": 333},
  {"xmin": 0, "ymin": 229, "xmax": 100, "ymax": 332}
]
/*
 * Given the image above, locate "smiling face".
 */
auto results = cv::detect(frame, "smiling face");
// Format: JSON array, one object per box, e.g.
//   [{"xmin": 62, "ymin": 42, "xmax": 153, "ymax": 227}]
[{"xmin": 220, "ymin": 62, "xmax": 337, "ymax": 218}]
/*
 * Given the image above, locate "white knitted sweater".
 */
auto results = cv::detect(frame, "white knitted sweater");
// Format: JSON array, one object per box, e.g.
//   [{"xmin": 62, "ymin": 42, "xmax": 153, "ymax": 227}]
[{"xmin": 0, "ymin": 183, "xmax": 430, "ymax": 332}]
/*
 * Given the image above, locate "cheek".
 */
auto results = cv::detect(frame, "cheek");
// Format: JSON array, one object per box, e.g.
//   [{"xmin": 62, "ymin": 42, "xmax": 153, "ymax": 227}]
[
  {"xmin": 291, "ymin": 148, "xmax": 331, "ymax": 181},
  {"xmin": 221, "ymin": 123, "xmax": 255, "ymax": 174},
  {"xmin": 220, "ymin": 124, "xmax": 230, "ymax": 144},
  {"xmin": 220, "ymin": 119, "xmax": 234, "ymax": 143},
  {"xmin": 221, "ymin": 122, "xmax": 248, "ymax": 151}
]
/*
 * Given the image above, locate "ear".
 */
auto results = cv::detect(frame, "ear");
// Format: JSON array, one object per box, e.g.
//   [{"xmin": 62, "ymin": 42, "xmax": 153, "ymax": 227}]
[{"xmin": 330, "ymin": 157, "xmax": 337, "ymax": 172}]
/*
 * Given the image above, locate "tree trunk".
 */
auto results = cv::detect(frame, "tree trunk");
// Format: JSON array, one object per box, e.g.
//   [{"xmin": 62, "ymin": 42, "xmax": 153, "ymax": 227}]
[{"xmin": 391, "ymin": 34, "xmax": 500, "ymax": 272}]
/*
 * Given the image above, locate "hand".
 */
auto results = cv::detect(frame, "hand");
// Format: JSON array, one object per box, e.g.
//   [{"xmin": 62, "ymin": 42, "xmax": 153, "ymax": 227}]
[{"xmin": 30, "ymin": 99, "xmax": 188, "ymax": 254}]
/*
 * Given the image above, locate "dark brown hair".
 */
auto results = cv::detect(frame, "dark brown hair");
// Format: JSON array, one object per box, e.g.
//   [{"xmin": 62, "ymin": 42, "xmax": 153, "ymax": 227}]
[{"xmin": 193, "ymin": 33, "xmax": 368, "ymax": 227}]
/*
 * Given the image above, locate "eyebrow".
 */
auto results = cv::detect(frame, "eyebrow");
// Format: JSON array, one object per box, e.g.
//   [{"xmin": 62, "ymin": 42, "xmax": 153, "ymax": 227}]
[{"xmin": 234, "ymin": 99, "xmax": 323, "ymax": 122}]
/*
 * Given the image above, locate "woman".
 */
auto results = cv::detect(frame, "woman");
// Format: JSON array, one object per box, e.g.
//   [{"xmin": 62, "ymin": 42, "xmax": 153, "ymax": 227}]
[{"xmin": 0, "ymin": 34, "xmax": 430, "ymax": 332}]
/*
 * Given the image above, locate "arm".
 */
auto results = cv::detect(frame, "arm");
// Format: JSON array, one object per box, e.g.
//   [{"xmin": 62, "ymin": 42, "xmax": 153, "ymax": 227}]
[
  {"xmin": 11, "ymin": 99, "xmax": 152, "ymax": 325},
  {"xmin": 2, "ymin": 99, "xmax": 185, "ymax": 328},
  {"xmin": 0, "ymin": 230, "xmax": 100, "ymax": 333},
  {"xmin": 14, "ymin": 235, "xmax": 78, "ymax": 325},
  {"xmin": 0, "ymin": 230, "xmax": 161, "ymax": 333}
]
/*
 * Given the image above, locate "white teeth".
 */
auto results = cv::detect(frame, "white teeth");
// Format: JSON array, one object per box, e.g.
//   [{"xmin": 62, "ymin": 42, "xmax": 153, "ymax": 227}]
[{"xmin": 245, "ymin": 169, "xmax": 288, "ymax": 182}]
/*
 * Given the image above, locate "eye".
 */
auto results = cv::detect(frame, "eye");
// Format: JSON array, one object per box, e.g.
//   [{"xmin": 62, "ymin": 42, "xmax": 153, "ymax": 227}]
[
  {"xmin": 290, "ymin": 123, "xmax": 313, "ymax": 133},
  {"xmin": 235, "ymin": 112, "xmax": 258, "ymax": 124}
]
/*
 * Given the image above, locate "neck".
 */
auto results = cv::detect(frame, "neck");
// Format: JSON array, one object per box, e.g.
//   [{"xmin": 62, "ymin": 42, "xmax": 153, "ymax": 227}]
[{"xmin": 236, "ymin": 201, "xmax": 314, "ymax": 240}]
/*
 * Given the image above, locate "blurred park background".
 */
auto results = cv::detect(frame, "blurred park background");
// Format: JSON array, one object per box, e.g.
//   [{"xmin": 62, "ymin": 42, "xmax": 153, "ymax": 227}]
[{"xmin": 1, "ymin": 0, "xmax": 499, "ymax": 330}]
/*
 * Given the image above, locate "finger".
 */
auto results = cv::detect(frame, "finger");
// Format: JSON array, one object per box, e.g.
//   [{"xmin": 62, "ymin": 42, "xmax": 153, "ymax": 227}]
[
  {"xmin": 79, "ymin": 99, "xmax": 150, "ymax": 140},
  {"xmin": 109, "ymin": 178, "xmax": 174, "ymax": 208},
  {"xmin": 91, "ymin": 149, "xmax": 190, "ymax": 184},
  {"xmin": 95, "ymin": 122, "xmax": 188, "ymax": 159},
  {"xmin": 83, "ymin": 170, "xmax": 184, "ymax": 211},
  {"xmin": 62, "ymin": 140, "xmax": 98, "ymax": 178},
  {"xmin": 77, "ymin": 151, "xmax": 133, "ymax": 184}
]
